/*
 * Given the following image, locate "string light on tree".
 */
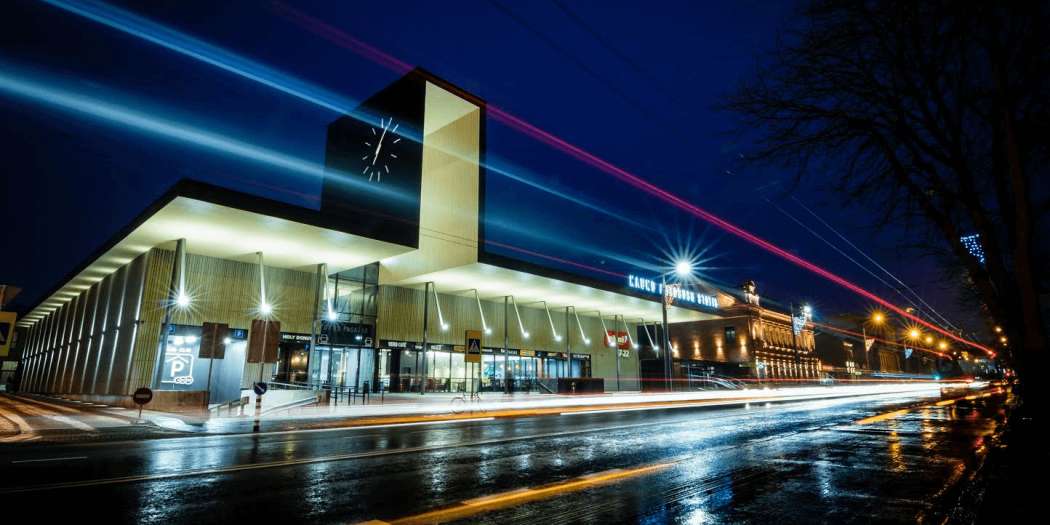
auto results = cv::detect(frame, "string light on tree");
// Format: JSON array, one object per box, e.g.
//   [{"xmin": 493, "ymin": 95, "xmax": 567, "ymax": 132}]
[{"xmin": 960, "ymin": 234, "xmax": 985, "ymax": 264}]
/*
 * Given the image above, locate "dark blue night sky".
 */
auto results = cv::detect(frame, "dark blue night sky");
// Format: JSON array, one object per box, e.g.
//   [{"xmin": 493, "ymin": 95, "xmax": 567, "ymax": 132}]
[{"xmin": 0, "ymin": 0, "xmax": 976, "ymax": 332}]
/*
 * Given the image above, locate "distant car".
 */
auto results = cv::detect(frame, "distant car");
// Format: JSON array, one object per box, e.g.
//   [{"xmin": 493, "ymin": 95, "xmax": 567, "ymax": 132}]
[
  {"xmin": 688, "ymin": 374, "xmax": 748, "ymax": 390},
  {"xmin": 939, "ymin": 378, "xmax": 1003, "ymax": 401}
]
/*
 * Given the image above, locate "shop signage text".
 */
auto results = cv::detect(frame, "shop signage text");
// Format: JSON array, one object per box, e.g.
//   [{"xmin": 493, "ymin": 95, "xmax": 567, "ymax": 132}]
[
  {"xmin": 320, "ymin": 322, "xmax": 373, "ymax": 346},
  {"xmin": 627, "ymin": 275, "xmax": 718, "ymax": 308},
  {"xmin": 280, "ymin": 333, "xmax": 312, "ymax": 343},
  {"xmin": 380, "ymin": 339, "xmax": 423, "ymax": 350}
]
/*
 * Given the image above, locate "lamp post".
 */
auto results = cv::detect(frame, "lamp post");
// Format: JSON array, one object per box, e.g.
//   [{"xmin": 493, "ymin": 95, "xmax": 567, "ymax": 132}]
[
  {"xmin": 790, "ymin": 303, "xmax": 810, "ymax": 385},
  {"xmin": 907, "ymin": 329, "xmax": 922, "ymax": 374},
  {"xmin": 661, "ymin": 260, "xmax": 692, "ymax": 391},
  {"xmin": 862, "ymin": 313, "xmax": 887, "ymax": 375}
]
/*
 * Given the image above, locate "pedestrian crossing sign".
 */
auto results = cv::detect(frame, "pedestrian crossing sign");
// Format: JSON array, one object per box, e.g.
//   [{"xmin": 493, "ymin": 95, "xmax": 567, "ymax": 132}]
[
  {"xmin": 0, "ymin": 311, "xmax": 15, "ymax": 358},
  {"xmin": 465, "ymin": 330, "xmax": 482, "ymax": 363}
]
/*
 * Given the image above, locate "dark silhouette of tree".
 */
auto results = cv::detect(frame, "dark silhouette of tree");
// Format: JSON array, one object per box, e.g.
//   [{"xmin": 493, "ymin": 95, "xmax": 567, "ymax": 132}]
[{"xmin": 720, "ymin": 0, "xmax": 1049, "ymax": 395}]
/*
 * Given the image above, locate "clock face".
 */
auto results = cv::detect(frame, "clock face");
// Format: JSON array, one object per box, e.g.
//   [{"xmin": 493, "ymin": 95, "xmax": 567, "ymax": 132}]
[{"xmin": 362, "ymin": 117, "xmax": 400, "ymax": 182}]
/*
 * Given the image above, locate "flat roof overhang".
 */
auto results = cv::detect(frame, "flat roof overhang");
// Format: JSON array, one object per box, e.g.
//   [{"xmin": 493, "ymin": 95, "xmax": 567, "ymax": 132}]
[
  {"xmin": 383, "ymin": 261, "xmax": 723, "ymax": 324},
  {"xmin": 18, "ymin": 181, "xmax": 415, "ymax": 328}
]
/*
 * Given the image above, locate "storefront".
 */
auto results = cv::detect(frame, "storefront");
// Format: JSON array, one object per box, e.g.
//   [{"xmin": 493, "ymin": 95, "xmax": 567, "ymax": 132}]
[
  {"xmin": 376, "ymin": 339, "xmax": 594, "ymax": 393},
  {"xmin": 308, "ymin": 322, "xmax": 375, "ymax": 390},
  {"xmin": 276, "ymin": 332, "xmax": 311, "ymax": 384}
]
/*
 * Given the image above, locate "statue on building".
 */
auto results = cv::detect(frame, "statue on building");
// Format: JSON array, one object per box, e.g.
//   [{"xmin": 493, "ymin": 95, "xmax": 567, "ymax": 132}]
[{"xmin": 743, "ymin": 280, "xmax": 760, "ymax": 306}]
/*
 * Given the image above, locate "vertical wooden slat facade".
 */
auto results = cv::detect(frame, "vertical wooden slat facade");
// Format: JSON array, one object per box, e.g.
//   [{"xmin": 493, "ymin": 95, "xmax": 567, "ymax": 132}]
[{"xmin": 19, "ymin": 247, "xmax": 320, "ymax": 397}]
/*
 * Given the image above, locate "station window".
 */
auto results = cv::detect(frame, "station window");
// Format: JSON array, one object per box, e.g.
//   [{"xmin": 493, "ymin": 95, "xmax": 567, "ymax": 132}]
[{"xmin": 724, "ymin": 326, "xmax": 737, "ymax": 345}]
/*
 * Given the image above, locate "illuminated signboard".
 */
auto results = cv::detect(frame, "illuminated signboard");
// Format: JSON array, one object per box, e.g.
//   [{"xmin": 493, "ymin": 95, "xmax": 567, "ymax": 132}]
[
  {"xmin": 627, "ymin": 275, "xmax": 719, "ymax": 309},
  {"xmin": 604, "ymin": 330, "xmax": 630, "ymax": 350}
]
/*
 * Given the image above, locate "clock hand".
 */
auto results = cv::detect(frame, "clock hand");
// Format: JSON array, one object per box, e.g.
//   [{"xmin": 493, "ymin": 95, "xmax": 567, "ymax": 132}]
[{"xmin": 373, "ymin": 119, "xmax": 391, "ymax": 165}]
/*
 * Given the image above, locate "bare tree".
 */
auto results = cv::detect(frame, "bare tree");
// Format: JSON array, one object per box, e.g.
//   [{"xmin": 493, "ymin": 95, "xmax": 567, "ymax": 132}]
[{"xmin": 720, "ymin": 0, "xmax": 1049, "ymax": 394}]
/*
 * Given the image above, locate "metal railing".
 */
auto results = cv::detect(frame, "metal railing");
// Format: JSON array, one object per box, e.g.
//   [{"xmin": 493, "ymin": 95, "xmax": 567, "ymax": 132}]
[
  {"xmin": 266, "ymin": 381, "xmax": 316, "ymax": 390},
  {"xmin": 209, "ymin": 396, "xmax": 250, "ymax": 418},
  {"xmin": 260, "ymin": 394, "xmax": 325, "ymax": 417}
]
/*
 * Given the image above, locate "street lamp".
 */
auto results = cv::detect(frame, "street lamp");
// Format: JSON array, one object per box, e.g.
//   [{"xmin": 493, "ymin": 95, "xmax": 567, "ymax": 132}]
[
  {"xmin": 790, "ymin": 302, "xmax": 811, "ymax": 384},
  {"xmin": 662, "ymin": 260, "xmax": 692, "ymax": 390},
  {"xmin": 862, "ymin": 313, "xmax": 886, "ymax": 374}
]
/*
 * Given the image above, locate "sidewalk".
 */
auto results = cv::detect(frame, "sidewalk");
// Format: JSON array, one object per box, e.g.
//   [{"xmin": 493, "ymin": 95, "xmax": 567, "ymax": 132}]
[{"xmin": 948, "ymin": 393, "xmax": 1044, "ymax": 524}]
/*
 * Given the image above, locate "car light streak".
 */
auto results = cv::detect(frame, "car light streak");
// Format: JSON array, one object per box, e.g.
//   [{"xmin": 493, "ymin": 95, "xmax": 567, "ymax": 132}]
[
  {"xmin": 0, "ymin": 68, "xmax": 412, "ymax": 208},
  {"xmin": 39, "ymin": 0, "xmax": 649, "ymax": 232},
  {"xmin": 485, "ymin": 241, "xmax": 627, "ymax": 278},
  {"xmin": 39, "ymin": 0, "xmax": 359, "ymax": 114}
]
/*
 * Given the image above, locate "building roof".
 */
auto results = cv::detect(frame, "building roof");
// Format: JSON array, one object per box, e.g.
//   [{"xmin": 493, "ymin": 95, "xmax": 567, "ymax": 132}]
[
  {"xmin": 19, "ymin": 179, "xmax": 724, "ymax": 328},
  {"xmin": 17, "ymin": 180, "xmax": 416, "ymax": 327}
]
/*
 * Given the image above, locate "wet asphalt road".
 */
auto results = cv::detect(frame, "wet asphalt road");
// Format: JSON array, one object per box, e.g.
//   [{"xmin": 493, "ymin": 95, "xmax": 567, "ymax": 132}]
[{"xmin": 0, "ymin": 390, "xmax": 1006, "ymax": 524}]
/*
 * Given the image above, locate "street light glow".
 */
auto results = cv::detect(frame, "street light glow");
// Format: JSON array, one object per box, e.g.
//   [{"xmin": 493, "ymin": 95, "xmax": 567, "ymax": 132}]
[
  {"xmin": 176, "ymin": 294, "xmax": 190, "ymax": 308},
  {"xmin": 874, "ymin": 314, "xmax": 883, "ymax": 323},
  {"xmin": 910, "ymin": 330, "xmax": 920, "ymax": 338},
  {"xmin": 675, "ymin": 260, "xmax": 692, "ymax": 276}
]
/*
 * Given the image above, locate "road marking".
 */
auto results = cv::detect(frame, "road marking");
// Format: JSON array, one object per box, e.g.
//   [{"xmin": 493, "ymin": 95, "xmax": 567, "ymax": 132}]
[
  {"xmin": 0, "ymin": 417, "xmax": 686, "ymax": 494},
  {"xmin": 12, "ymin": 456, "xmax": 88, "ymax": 464},
  {"xmin": 364, "ymin": 462, "xmax": 675, "ymax": 525},
  {"xmin": 45, "ymin": 414, "xmax": 97, "ymax": 432}
]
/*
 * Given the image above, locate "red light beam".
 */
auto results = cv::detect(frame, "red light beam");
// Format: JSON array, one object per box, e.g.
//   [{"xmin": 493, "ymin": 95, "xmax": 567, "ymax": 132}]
[{"xmin": 271, "ymin": 3, "xmax": 994, "ymax": 356}]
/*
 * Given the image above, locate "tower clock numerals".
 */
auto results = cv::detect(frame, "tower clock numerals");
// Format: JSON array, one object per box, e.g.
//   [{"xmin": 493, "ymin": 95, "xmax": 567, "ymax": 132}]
[{"xmin": 363, "ymin": 117, "xmax": 400, "ymax": 182}]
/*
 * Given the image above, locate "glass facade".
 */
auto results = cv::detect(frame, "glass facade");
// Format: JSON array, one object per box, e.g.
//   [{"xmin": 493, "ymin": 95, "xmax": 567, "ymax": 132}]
[
  {"xmin": 307, "ymin": 262, "xmax": 379, "ymax": 390},
  {"xmin": 376, "ymin": 346, "xmax": 593, "ymax": 394}
]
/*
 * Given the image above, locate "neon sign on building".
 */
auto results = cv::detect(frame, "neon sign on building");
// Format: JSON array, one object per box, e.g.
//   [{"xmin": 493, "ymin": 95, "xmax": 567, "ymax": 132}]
[{"xmin": 628, "ymin": 275, "xmax": 719, "ymax": 309}]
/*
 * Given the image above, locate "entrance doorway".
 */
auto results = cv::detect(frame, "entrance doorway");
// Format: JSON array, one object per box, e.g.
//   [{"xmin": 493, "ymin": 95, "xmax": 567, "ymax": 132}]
[{"xmin": 309, "ymin": 346, "xmax": 375, "ymax": 390}]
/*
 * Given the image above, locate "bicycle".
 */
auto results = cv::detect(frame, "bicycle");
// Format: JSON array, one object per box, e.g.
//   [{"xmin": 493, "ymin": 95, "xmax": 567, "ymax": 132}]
[{"xmin": 450, "ymin": 391, "xmax": 485, "ymax": 414}]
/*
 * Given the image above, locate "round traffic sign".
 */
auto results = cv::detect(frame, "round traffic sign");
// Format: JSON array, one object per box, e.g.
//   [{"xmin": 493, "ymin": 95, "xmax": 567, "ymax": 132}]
[
  {"xmin": 132, "ymin": 387, "xmax": 153, "ymax": 406},
  {"xmin": 253, "ymin": 382, "xmax": 268, "ymax": 396}
]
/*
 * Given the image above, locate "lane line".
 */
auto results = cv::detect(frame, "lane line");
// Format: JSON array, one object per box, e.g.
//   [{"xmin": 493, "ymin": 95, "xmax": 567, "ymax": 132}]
[
  {"xmin": 371, "ymin": 462, "xmax": 675, "ymax": 525},
  {"xmin": 12, "ymin": 457, "xmax": 88, "ymax": 464},
  {"xmin": 0, "ymin": 417, "xmax": 693, "ymax": 494}
]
